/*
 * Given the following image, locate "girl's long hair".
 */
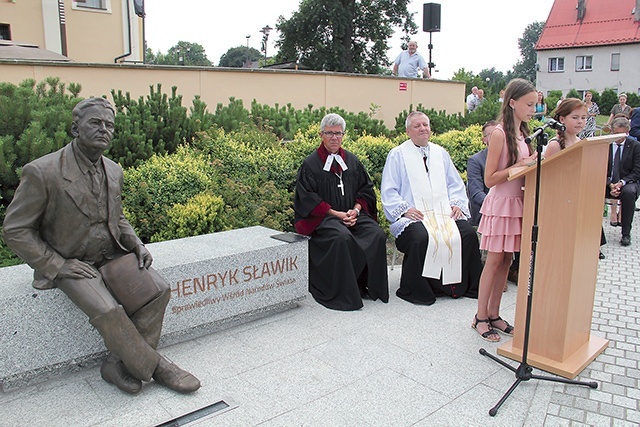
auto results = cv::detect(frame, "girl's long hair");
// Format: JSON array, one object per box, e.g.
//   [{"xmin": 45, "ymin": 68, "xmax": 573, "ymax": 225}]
[
  {"xmin": 498, "ymin": 79, "xmax": 536, "ymax": 166},
  {"xmin": 553, "ymin": 98, "xmax": 587, "ymax": 149}
]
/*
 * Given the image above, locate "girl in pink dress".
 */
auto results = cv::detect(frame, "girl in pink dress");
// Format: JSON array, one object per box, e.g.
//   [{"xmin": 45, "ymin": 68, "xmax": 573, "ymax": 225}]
[{"xmin": 472, "ymin": 79, "xmax": 538, "ymax": 342}]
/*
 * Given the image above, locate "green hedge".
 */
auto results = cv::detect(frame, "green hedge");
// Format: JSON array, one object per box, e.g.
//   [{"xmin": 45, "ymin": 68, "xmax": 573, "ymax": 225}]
[{"xmin": 122, "ymin": 146, "xmax": 217, "ymax": 243}]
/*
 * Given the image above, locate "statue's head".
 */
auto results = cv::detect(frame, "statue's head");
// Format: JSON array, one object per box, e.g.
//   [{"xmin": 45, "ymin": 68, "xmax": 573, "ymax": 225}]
[{"xmin": 71, "ymin": 98, "xmax": 115, "ymax": 161}]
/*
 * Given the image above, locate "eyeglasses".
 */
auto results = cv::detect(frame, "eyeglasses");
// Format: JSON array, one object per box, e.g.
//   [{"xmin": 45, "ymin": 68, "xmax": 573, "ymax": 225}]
[{"xmin": 322, "ymin": 131, "xmax": 345, "ymax": 138}]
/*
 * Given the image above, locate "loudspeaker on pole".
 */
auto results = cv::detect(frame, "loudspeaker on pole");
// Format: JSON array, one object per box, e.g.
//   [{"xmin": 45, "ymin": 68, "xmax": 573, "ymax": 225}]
[{"xmin": 423, "ymin": 3, "xmax": 441, "ymax": 32}]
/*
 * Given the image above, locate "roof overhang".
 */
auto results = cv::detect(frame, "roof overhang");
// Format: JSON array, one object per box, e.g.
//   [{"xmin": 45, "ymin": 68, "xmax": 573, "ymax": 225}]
[{"xmin": 0, "ymin": 41, "xmax": 71, "ymax": 62}]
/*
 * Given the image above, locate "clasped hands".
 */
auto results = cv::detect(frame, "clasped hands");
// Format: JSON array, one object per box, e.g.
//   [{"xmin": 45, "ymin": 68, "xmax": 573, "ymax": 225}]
[
  {"xmin": 404, "ymin": 206, "xmax": 464, "ymax": 221},
  {"xmin": 56, "ymin": 244, "xmax": 153, "ymax": 279},
  {"xmin": 609, "ymin": 181, "xmax": 623, "ymax": 198},
  {"xmin": 338, "ymin": 209, "xmax": 359, "ymax": 227}
]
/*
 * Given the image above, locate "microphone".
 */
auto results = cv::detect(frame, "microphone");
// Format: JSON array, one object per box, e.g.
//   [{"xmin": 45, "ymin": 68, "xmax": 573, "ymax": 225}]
[
  {"xmin": 546, "ymin": 118, "xmax": 566, "ymax": 132},
  {"xmin": 525, "ymin": 118, "xmax": 566, "ymax": 144}
]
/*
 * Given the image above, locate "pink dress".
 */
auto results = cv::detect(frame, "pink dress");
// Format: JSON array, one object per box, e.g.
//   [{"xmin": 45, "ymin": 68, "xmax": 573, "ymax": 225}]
[{"xmin": 478, "ymin": 125, "xmax": 529, "ymax": 253}]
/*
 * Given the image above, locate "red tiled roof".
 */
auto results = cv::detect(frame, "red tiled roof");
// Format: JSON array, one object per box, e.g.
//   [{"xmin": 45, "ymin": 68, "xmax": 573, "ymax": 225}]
[{"xmin": 536, "ymin": 0, "xmax": 640, "ymax": 50}]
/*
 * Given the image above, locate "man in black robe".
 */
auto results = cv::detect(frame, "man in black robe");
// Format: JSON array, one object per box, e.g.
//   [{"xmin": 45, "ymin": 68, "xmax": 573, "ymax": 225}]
[{"xmin": 294, "ymin": 113, "xmax": 389, "ymax": 310}]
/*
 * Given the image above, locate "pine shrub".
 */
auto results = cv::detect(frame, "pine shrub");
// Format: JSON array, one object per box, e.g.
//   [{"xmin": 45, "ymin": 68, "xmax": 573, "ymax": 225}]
[{"xmin": 0, "ymin": 78, "xmax": 80, "ymax": 204}]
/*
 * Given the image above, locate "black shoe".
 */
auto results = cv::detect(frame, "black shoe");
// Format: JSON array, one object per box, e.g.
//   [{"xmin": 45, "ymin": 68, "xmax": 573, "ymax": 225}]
[{"xmin": 621, "ymin": 235, "xmax": 631, "ymax": 246}]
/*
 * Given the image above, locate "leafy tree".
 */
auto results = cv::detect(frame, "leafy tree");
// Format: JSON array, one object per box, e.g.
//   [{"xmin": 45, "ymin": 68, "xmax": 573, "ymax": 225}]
[
  {"xmin": 545, "ymin": 89, "xmax": 563, "ymax": 116},
  {"xmin": 145, "ymin": 48, "xmax": 159, "ymax": 64},
  {"xmin": 626, "ymin": 92, "xmax": 639, "ymax": 108},
  {"xmin": 146, "ymin": 41, "xmax": 212, "ymax": 66},
  {"xmin": 465, "ymin": 99, "xmax": 501, "ymax": 127},
  {"xmin": 478, "ymin": 68, "xmax": 507, "ymax": 98},
  {"xmin": 452, "ymin": 68, "xmax": 508, "ymax": 103},
  {"xmin": 512, "ymin": 21, "xmax": 545, "ymax": 83},
  {"xmin": 600, "ymin": 89, "xmax": 619, "ymax": 116},
  {"xmin": 274, "ymin": 0, "xmax": 417, "ymax": 74},
  {"xmin": 219, "ymin": 46, "xmax": 263, "ymax": 67},
  {"xmin": 565, "ymin": 88, "xmax": 580, "ymax": 100}
]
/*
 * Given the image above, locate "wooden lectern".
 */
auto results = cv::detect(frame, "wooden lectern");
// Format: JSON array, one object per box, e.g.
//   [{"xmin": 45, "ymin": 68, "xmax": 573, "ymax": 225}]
[{"xmin": 497, "ymin": 134, "xmax": 623, "ymax": 379}]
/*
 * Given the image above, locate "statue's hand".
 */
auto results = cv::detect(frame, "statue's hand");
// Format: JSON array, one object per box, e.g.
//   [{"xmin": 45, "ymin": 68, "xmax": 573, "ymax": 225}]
[
  {"xmin": 58, "ymin": 259, "xmax": 98, "ymax": 279},
  {"xmin": 134, "ymin": 244, "xmax": 153, "ymax": 269}
]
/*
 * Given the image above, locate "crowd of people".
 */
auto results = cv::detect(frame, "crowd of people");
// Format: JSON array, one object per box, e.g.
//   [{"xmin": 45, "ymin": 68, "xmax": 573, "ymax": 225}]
[
  {"xmin": 293, "ymin": 77, "xmax": 639, "ymax": 345},
  {"xmin": 4, "ymin": 77, "xmax": 638, "ymax": 396}
]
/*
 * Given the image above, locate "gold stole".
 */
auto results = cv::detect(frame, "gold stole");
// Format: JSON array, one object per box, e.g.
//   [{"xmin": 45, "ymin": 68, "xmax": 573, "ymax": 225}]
[{"xmin": 400, "ymin": 141, "xmax": 462, "ymax": 284}]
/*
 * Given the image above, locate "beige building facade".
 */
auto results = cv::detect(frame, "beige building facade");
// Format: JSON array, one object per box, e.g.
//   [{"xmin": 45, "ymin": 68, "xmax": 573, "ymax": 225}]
[{"xmin": 0, "ymin": 0, "xmax": 143, "ymax": 63}]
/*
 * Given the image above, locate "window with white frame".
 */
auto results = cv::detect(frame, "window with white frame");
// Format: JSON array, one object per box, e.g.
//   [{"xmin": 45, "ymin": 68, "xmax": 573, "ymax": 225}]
[
  {"xmin": 548, "ymin": 57, "xmax": 564, "ymax": 72},
  {"xmin": 611, "ymin": 53, "xmax": 620, "ymax": 71},
  {"xmin": 576, "ymin": 55, "xmax": 593, "ymax": 71},
  {"xmin": 73, "ymin": 0, "xmax": 109, "ymax": 11}
]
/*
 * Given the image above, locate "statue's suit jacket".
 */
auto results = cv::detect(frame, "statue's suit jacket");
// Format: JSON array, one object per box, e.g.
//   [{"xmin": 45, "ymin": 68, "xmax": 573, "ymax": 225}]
[{"xmin": 3, "ymin": 142, "xmax": 143, "ymax": 290}]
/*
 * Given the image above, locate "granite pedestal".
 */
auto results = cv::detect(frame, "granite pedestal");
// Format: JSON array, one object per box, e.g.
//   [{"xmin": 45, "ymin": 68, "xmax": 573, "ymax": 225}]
[{"xmin": 0, "ymin": 226, "xmax": 308, "ymax": 391}]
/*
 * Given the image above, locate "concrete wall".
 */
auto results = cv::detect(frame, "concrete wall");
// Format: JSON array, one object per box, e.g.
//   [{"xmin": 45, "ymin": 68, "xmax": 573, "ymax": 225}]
[{"xmin": 0, "ymin": 61, "xmax": 465, "ymax": 129}]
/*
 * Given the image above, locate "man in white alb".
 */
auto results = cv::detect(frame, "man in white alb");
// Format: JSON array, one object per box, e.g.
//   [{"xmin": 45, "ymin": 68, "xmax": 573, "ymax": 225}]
[{"xmin": 381, "ymin": 111, "xmax": 482, "ymax": 305}]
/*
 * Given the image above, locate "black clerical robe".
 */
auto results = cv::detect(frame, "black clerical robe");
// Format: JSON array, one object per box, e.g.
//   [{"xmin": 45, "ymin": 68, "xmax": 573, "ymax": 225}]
[{"xmin": 294, "ymin": 147, "xmax": 389, "ymax": 310}]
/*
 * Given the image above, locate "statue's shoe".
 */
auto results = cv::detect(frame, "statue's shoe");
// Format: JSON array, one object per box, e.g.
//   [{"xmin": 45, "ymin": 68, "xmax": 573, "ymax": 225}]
[
  {"xmin": 153, "ymin": 357, "xmax": 200, "ymax": 394},
  {"xmin": 100, "ymin": 358, "xmax": 142, "ymax": 394}
]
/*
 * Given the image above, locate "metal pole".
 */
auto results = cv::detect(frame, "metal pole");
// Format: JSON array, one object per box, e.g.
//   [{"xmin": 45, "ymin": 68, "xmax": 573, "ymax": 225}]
[{"xmin": 246, "ymin": 35, "xmax": 251, "ymax": 68}]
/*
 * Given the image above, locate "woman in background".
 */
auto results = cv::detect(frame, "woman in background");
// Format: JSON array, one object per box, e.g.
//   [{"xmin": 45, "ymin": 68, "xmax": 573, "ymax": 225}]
[
  {"xmin": 579, "ymin": 91, "xmax": 600, "ymax": 139},
  {"xmin": 533, "ymin": 91, "xmax": 547, "ymax": 122},
  {"xmin": 607, "ymin": 93, "xmax": 632, "ymax": 128}
]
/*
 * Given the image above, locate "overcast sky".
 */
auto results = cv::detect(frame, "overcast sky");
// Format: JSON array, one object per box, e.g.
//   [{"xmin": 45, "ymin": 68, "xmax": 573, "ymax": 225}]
[{"xmin": 145, "ymin": 0, "xmax": 556, "ymax": 79}]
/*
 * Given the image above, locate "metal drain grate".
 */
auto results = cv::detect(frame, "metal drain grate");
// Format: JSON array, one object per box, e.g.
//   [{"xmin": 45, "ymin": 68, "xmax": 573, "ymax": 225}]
[{"xmin": 155, "ymin": 399, "xmax": 235, "ymax": 426}]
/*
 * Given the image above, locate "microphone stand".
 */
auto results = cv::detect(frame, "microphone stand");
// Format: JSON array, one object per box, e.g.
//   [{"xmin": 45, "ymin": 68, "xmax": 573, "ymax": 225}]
[{"xmin": 479, "ymin": 121, "xmax": 598, "ymax": 416}]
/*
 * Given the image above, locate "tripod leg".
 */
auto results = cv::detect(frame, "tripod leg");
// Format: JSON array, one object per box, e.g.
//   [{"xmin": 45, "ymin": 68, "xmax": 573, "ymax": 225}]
[
  {"xmin": 489, "ymin": 378, "xmax": 522, "ymax": 416},
  {"xmin": 529, "ymin": 373, "xmax": 598, "ymax": 388},
  {"xmin": 479, "ymin": 348, "xmax": 517, "ymax": 373}
]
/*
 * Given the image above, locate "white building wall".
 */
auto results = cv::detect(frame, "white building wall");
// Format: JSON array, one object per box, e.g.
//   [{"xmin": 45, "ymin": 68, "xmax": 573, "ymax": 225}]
[
  {"xmin": 120, "ymin": 0, "xmax": 142, "ymax": 63},
  {"xmin": 42, "ymin": 0, "xmax": 62, "ymax": 54},
  {"xmin": 536, "ymin": 44, "xmax": 640, "ymax": 97}
]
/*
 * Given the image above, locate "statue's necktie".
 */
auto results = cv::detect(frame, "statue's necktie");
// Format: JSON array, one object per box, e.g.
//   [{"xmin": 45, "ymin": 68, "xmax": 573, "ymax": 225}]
[{"xmin": 89, "ymin": 164, "xmax": 102, "ymax": 197}]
